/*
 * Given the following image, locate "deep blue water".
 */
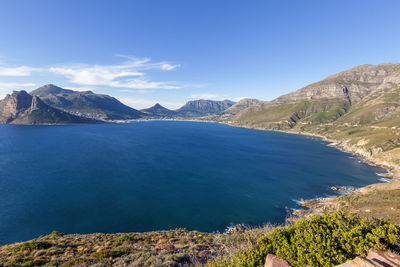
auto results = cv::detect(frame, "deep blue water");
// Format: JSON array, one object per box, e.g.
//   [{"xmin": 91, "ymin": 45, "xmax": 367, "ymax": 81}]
[{"xmin": 0, "ymin": 121, "xmax": 384, "ymax": 244}]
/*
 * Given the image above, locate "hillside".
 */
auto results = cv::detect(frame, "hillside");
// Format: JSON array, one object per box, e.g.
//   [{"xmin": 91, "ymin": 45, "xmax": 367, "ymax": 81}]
[
  {"xmin": 221, "ymin": 98, "xmax": 262, "ymax": 117},
  {"xmin": 31, "ymin": 84, "xmax": 143, "ymax": 120},
  {"xmin": 0, "ymin": 91, "xmax": 95, "ymax": 124},
  {"xmin": 176, "ymin": 99, "xmax": 235, "ymax": 117},
  {"xmin": 1, "ymin": 212, "xmax": 399, "ymax": 267},
  {"xmin": 228, "ymin": 63, "xmax": 400, "ymax": 175}
]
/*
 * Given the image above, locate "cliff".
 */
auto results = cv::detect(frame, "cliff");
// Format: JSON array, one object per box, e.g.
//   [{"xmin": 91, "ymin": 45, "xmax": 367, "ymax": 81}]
[{"xmin": 0, "ymin": 91, "xmax": 96, "ymax": 124}]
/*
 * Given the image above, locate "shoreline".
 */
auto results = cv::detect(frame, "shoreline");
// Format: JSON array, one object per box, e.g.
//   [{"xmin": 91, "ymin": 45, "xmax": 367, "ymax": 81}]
[{"xmin": 219, "ymin": 121, "xmax": 400, "ymax": 220}]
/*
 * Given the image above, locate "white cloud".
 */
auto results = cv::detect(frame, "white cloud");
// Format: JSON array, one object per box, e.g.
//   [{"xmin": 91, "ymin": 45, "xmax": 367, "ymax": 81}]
[
  {"xmin": 190, "ymin": 93, "xmax": 222, "ymax": 100},
  {"xmin": 232, "ymin": 96, "xmax": 250, "ymax": 102},
  {"xmin": 0, "ymin": 82, "xmax": 36, "ymax": 98},
  {"xmin": 49, "ymin": 56, "xmax": 180, "ymax": 90},
  {"xmin": 0, "ymin": 66, "xmax": 41, "ymax": 76}
]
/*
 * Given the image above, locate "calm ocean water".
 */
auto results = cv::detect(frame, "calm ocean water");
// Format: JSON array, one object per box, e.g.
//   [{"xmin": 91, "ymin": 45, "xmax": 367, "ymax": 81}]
[{"xmin": 0, "ymin": 121, "xmax": 384, "ymax": 244}]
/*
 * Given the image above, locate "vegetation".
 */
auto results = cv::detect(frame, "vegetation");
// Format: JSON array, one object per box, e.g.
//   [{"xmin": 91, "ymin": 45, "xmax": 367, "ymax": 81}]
[
  {"xmin": 209, "ymin": 211, "xmax": 400, "ymax": 267},
  {"xmin": 1, "ymin": 212, "xmax": 399, "ymax": 266},
  {"xmin": 334, "ymin": 180, "xmax": 400, "ymax": 224},
  {"xmin": 5, "ymin": 240, "xmax": 52, "ymax": 252}
]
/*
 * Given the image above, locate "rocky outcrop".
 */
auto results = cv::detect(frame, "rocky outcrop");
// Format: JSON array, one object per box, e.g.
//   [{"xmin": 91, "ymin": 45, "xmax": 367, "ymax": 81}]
[
  {"xmin": 264, "ymin": 249, "xmax": 400, "ymax": 267},
  {"xmin": 0, "ymin": 90, "xmax": 33, "ymax": 122},
  {"xmin": 367, "ymin": 248, "xmax": 400, "ymax": 266},
  {"xmin": 336, "ymin": 256, "xmax": 382, "ymax": 267},
  {"xmin": 264, "ymin": 254, "xmax": 291, "ymax": 267},
  {"xmin": 336, "ymin": 249, "xmax": 400, "ymax": 266},
  {"xmin": 273, "ymin": 63, "xmax": 400, "ymax": 105}
]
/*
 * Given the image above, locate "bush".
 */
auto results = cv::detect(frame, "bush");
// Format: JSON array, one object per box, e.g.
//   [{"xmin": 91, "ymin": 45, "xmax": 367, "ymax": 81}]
[
  {"xmin": 91, "ymin": 247, "xmax": 133, "ymax": 259},
  {"xmin": 6, "ymin": 239, "xmax": 52, "ymax": 252},
  {"xmin": 226, "ymin": 212, "xmax": 400, "ymax": 267}
]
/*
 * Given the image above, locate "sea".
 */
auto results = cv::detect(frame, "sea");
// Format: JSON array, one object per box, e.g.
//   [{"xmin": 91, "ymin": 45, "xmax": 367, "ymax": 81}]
[{"xmin": 0, "ymin": 121, "xmax": 385, "ymax": 244}]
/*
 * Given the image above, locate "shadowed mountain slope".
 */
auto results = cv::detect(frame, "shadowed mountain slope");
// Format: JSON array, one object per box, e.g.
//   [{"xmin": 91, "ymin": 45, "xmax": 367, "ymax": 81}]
[
  {"xmin": 31, "ymin": 84, "xmax": 143, "ymax": 120},
  {"xmin": 0, "ymin": 91, "xmax": 95, "ymax": 124}
]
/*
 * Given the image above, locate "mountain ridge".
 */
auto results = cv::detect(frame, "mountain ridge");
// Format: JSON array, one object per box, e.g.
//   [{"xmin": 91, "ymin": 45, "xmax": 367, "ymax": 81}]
[
  {"xmin": 30, "ymin": 84, "xmax": 143, "ymax": 120},
  {"xmin": 176, "ymin": 99, "xmax": 235, "ymax": 117},
  {"xmin": 0, "ymin": 90, "xmax": 95, "ymax": 124}
]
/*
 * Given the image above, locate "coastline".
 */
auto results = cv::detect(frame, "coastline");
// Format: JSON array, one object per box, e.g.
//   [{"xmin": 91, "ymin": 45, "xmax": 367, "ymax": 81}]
[{"xmin": 219, "ymin": 121, "xmax": 400, "ymax": 220}]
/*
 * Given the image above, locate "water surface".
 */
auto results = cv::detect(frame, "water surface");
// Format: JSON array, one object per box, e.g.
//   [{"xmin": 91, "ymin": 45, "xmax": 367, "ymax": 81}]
[{"xmin": 0, "ymin": 121, "xmax": 383, "ymax": 244}]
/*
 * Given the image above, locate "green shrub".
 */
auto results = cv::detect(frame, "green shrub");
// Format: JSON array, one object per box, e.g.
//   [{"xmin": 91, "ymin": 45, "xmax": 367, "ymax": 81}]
[
  {"xmin": 61, "ymin": 258, "xmax": 93, "ymax": 267},
  {"xmin": 113, "ymin": 234, "xmax": 143, "ymax": 244},
  {"xmin": 6, "ymin": 239, "xmax": 52, "ymax": 252},
  {"xmin": 4, "ymin": 257, "xmax": 47, "ymax": 267},
  {"xmin": 91, "ymin": 247, "xmax": 133, "ymax": 259},
  {"xmin": 229, "ymin": 212, "xmax": 400, "ymax": 267}
]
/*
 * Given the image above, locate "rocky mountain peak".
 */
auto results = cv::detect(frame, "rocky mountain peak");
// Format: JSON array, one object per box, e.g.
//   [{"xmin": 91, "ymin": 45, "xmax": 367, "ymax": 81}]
[
  {"xmin": 0, "ymin": 90, "xmax": 33, "ymax": 118},
  {"xmin": 30, "ymin": 95, "xmax": 47, "ymax": 110}
]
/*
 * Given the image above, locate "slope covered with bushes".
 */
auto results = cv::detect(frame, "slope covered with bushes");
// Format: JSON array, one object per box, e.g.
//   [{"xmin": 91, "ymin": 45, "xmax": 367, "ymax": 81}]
[{"xmin": 209, "ymin": 211, "xmax": 400, "ymax": 267}]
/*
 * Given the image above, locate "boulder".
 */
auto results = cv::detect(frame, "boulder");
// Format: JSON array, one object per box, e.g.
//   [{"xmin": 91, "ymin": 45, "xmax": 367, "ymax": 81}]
[
  {"xmin": 264, "ymin": 254, "xmax": 291, "ymax": 267},
  {"xmin": 335, "ymin": 256, "xmax": 384, "ymax": 266},
  {"xmin": 367, "ymin": 248, "xmax": 400, "ymax": 267}
]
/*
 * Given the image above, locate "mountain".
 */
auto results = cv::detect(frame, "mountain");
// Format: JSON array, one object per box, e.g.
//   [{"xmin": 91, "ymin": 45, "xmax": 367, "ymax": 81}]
[
  {"xmin": 0, "ymin": 91, "xmax": 95, "ymax": 124},
  {"xmin": 140, "ymin": 103, "xmax": 177, "ymax": 117},
  {"xmin": 233, "ymin": 63, "xmax": 400, "ymax": 129},
  {"xmin": 176, "ymin": 99, "xmax": 235, "ymax": 117},
  {"xmin": 229, "ymin": 62, "xmax": 400, "ymax": 174},
  {"xmin": 31, "ymin": 84, "xmax": 143, "ymax": 120},
  {"xmin": 221, "ymin": 98, "xmax": 262, "ymax": 116}
]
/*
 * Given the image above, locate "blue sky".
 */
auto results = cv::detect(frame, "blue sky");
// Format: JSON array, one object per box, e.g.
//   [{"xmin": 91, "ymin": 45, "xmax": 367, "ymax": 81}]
[{"xmin": 0, "ymin": 0, "xmax": 399, "ymax": 109}]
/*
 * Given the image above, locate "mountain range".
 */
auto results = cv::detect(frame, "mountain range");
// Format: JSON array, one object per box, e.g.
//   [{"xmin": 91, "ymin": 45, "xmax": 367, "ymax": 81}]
[{"xmin": 0, "ymin": 84, "xmax": 237, "ymax": 124}]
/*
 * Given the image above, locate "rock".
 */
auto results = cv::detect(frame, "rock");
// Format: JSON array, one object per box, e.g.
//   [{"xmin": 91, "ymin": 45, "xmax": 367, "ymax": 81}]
[
  {"xmin": 227, "ymin": 224, "xmax": 248, "ymax": 234},
  {"xmin": 331, "ymin": 186, "xmax": 349, "ymax": 192},
  {"xmin": 367, "ymin": 248, "xmax": 400, "ymax": 267},
  {"xmin": 335, "ymin": 256, "xmax": 384, "ymax": 266},
  {"xmin": 264, "ymin": 254, "xmax": 291, "ymax": 267}
]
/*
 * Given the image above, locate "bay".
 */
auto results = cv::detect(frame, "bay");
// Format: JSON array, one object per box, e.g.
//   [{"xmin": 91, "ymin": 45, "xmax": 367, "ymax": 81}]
[{"xmin": 0, "ymin": 121, "xmax": 383, "ymax": 244}]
